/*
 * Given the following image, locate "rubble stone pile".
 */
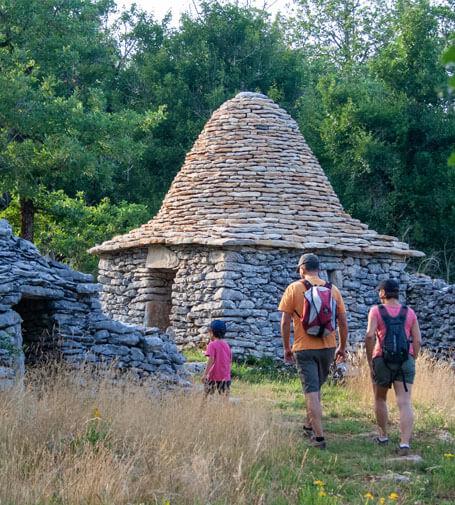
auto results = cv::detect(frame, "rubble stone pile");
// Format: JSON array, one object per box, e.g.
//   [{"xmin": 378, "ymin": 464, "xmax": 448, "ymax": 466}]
[
  {"xmin": 0, "ymin": 220, "xmax": 185, "ymax": 389},
  {"xmin": 407, "ymin": 275, "xmax": 455, "ymax": 355}
]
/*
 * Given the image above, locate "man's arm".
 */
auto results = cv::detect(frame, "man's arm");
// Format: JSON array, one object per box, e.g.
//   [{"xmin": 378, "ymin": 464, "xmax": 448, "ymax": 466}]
[
  {"xmin": 411, "ymin": 318, "xmax": 421, "ymax": 357},
  {"xmin": 365, "ymin": 310, "xmax": 378, "ymax": 370},
  {"xmin": 280, "ymin": 312, "xmax": 294, "ymax": 363},
  {"xmin": 335, "ymin": 312, "xmax": 348, "ymax": 361}
]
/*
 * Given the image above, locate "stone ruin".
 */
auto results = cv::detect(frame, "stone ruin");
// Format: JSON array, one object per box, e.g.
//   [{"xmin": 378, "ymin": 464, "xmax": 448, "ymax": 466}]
[
  {"xmin": 0, "ymin": 219, "xmax": 185, "ymax": 389},
  {"xmin": 2, "ymin": 93, "xmax": 452, "ymax": 385},
  {"xmin": 89, "ymin": 92, "xmax": 453, "ymax": 358}
]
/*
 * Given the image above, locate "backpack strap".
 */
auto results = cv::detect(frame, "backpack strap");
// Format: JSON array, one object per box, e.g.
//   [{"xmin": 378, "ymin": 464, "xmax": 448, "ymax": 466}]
[
  {"xmin": 378, "ymin": 304, "xmax": 391, "ymax": 323},
  {"xmin": 398, "ymin": 305, "xmax": 408, "ymax": 323},
  {"xmin": 302, "ymin": 279, "xmax": 312, "ymax": 290}
]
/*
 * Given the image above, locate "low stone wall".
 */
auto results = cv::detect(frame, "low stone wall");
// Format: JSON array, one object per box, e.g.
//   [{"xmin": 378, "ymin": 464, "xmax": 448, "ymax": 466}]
[
  {"xmin": 98, "ymin": 244, "xmax": 409, "ymax": 358},
  {"xmin": 0, "ymin": 220, "xmax": 185, "ymax": 389},
  {"xmin": 406, "ymin": 275, "xmax": 455, "ymax": 355}
]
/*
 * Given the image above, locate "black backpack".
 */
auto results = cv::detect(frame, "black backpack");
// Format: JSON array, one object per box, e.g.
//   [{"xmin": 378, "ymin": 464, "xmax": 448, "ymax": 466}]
[{"xmin": 379, "ymin": 304, "xmax": 411, "ymax": 390}]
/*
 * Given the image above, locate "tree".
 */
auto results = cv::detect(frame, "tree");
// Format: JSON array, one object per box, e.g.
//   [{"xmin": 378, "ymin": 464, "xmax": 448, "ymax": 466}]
[
  {"xmin": 293, "ymin": 0, "xmax": 455, "ymax": 279},
  {"xmin": 289, "ymin": 0, "xmax": 395, "ymax": 69},
  {"xmin": 117, "ymin": 0, "xmax": 306, "ymax": 212},
  {"xmin": 0, "ymin": 0, "xmax": 164, "ymax": 240}
]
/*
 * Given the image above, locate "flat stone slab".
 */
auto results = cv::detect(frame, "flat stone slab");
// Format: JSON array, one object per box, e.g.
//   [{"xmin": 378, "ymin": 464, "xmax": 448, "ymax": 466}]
[
  {"xmin": 379, "ymin": 472, "xmax": 412, "ymax": 483},
  {"xmin": 387, "ymin": 454, "xmax": 423, "ymax": 464}
]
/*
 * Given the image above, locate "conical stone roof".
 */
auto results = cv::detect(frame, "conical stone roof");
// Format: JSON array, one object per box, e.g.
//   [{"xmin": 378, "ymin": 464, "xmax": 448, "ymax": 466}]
[{"xmin": 90, "ymin": 92, "xmax": 423, "ymax": 257}]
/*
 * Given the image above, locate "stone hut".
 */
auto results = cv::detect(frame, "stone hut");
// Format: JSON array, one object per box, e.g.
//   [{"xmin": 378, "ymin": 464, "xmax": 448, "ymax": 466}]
[
  {"xmin": 0, "ymin": 220, "xmax": 185, "ymax": 388},
  {"xmin": 90, "ymin": 92, "xmax": 424, "ymax": 358}
]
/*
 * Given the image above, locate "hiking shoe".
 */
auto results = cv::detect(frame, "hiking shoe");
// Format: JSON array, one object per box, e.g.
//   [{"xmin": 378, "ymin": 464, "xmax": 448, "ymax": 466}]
[
  {"xmin": 302, "ymin": 425, "xmax": 313, "ymax": 438},
  {"xmin": 374, "ymin": 436, "xmax": 389, "ymax": 446},
  {"xmin": 309, "ymin": 436, "xmax": 326, "ymax": 450},
  {"xmin": 396, "ymin": 445, "xmax": 411, "ymax": 456}
]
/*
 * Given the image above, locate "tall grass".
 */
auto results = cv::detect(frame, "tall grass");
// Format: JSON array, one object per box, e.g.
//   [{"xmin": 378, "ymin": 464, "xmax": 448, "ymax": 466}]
[
  {"xmin": 0, "ymin": 366, "xmax": 282, "ymax": 505},
  {"xmin": 0, "ymin": 353, "xmax": 453, "ymax": 505},
  {"xmin": 347, "ymin": 350, "xmax": 455, "ymax": 423}
]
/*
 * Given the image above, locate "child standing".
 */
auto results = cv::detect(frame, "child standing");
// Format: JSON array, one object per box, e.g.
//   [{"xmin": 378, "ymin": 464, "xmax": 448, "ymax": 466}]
[{"xmin": 202, "ymin": 320, "xmax": 232, "ymax": 396}]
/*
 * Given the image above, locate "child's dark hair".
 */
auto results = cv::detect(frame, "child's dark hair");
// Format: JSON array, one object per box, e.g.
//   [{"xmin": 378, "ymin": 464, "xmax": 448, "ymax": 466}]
[
  {"xmin": 210, "ymin": 319, "xmax": 226, "ymax": 338},
  {"xmin": 377, "ymin": 279, "xmax": 400, "ymax": 299}
]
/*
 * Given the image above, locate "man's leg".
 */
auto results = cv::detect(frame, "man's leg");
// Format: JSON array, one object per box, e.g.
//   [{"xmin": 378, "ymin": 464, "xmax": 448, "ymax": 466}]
[
  {"xmin": 374, "ymin": 385, "xmax": 389, "ymax": 438},
  {"xmin": 393, "ymin": 381, "xmax": 413, "ymax": 446},
  {"xmin": 304, "ymin": 391, "xmax": 321, "ymax": 429},
  {"xmin": 305, "ymin": 390, "xmax": 323, "ymax": 437}
]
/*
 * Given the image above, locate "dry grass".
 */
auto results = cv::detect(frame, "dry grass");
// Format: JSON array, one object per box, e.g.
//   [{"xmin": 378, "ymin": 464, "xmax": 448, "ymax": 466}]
[
  {"xmin": 0, "ymin": 366, "xmax": 284, "ymax": 505},
  {"xmin": 346, "ymin": 350, "xmax": 455, "ymax": 422},
  {"xmin": 0, "ymin": 353, "xmax": 454, "ymax": 505}
]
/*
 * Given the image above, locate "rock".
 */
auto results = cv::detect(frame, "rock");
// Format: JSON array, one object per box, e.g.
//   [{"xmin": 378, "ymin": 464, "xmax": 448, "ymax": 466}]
[
  {"xmin": 141, "ymin": 336, "xmax": 164, "ymax": 352},
  {"xmin": 379, "ymin": 472, "xmax": 411, "ymax": 483},
  {"xmin": 184, "ymin": 362, "xmax": 206, "ymax": 374},
  {"xmin": 387, "ymin": 454, "xmax": 423, "ymax": 464},
  {"xmin": 436, "ymin": 431, "xmax": 454, "ymax": 443}
]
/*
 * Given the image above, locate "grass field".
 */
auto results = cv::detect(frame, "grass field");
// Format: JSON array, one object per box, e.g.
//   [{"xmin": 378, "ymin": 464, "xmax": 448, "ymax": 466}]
[{"xmin": 0, "ymin": 352, "xmax": 453, "ymax": 505}]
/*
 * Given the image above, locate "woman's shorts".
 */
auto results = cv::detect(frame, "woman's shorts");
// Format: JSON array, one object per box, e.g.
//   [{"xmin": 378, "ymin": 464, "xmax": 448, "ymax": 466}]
[{"xmin": 373, "ymin": 356, "xmax": 415, "ymax": 388}]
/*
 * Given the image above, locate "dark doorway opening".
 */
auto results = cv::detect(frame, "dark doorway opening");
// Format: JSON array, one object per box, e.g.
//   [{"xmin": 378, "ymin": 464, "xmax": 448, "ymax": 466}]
[
  {"xmin": 13, "ymin": 297, "xmax": 60, "ymax": 365},
  {"xmin": 144, "ymin": 269, "xmax": 176, "ymax": 330}
]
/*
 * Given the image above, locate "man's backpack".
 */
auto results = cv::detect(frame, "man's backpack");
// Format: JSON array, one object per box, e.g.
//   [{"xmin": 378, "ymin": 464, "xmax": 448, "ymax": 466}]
[
  {"xmin": 379, "ymin": 305, "xmax": 410, "ymax": 366},
  {"xmin": 300, "ymin": 280, "xmax": 337, "ymax": 337}
]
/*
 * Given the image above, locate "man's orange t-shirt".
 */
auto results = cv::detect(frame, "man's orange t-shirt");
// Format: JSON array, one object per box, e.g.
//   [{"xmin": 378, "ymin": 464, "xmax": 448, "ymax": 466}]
[{"xmin": 278, "ymin": 275, "xmax": 346, "ymax": 352}]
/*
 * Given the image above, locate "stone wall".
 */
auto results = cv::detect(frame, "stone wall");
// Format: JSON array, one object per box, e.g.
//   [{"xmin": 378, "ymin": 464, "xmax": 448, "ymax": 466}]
[
  {"xmin": 0, "ymin": 220, "xmax": 185, "ymax": 389},
  {"xmin": 98, "ymin": 244, "xmax": 409, "ymax": 357},
  {"xmin": 406, "ymin": 275, "xmax": 455, "ymax": 355}
]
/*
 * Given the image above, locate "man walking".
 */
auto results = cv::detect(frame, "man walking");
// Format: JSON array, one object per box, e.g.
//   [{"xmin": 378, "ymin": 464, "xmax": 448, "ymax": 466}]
[
  {"xmin": 365, "ymin": 279, "xmax": 421, "ymax": 455},
  {"xmin": 279, "ymin": 253, "xmax": 348, "ymax": 449}
]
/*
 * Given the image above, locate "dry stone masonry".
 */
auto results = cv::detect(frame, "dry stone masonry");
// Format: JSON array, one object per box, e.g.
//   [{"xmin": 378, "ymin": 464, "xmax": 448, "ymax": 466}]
[
  {"xmin": 0, "ymin": 220, "xmax": 185, "ymax": 389},
  {"xmin": 90, "ymin": 92, "xmax": 451, "ymax": 358},
  {"xmin": 407, "ymin": 275, "xmax": 455, "ymax": 355}
]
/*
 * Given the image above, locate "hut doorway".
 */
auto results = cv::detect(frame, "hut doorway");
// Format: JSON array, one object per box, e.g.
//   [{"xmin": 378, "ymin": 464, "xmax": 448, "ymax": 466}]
[
  {"xmin": 143, "ymin": 245, "xmax": 179, "ymax": 331},
  {"xmin": 143, "ymin": 269, "xmax": 176, "ymax": 330},
  {"xmin": 12, "ymin": 297, "xmax": 60, "ymax": 365}
]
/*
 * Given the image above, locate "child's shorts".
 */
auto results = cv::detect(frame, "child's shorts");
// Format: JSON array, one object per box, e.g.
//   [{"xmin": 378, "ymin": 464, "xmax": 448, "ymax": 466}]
[{"xmin": 204, "ymin": 380, "xmax": 231, "ymax": 395}]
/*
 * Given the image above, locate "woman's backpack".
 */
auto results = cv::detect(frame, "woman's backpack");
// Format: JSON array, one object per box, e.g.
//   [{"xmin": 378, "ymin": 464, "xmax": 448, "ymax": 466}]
[{"xmin": 378, "ymin": 304, "xmax": 411, "ymax": 391}]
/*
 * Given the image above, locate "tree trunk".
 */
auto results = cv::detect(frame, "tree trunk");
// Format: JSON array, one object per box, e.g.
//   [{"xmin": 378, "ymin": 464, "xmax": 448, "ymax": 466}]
[{"xmin": 20, "ymin": 197, "xmax": 35, "ymax": 243}]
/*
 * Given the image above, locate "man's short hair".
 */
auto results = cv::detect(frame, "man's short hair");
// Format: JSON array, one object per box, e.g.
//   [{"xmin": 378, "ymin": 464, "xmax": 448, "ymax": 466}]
[
  {"xmin": 377, "ymin": 279, "xmax": 400, "ymax": 299},
  {"xmin": 296, "ymin": 253, "xmax": 320, "ymax": 272}
]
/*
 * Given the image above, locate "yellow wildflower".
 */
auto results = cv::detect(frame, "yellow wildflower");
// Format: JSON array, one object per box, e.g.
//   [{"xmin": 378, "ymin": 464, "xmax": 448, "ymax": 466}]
[
  {"xmin": 314, "ymin": 480, "xmax": 325, "ymax": 487},
  {"xmin": 378, "ymin": 498, "xmax": 385, "ymax": 504},
  {"xmin": 388, "ymin": 492, "xmax": 399, "ymax": 501},
  {"xmin": 318, "ymin": 490, "xmax": 327, "ymax": 497},
  {"xmin": 92, "ymin": 407, "xmax": 101, "ymax": 419},
  {"xmin": 443, "ymin": 453, "xmax": 455, "ymax": 459},
  {"xmin": 364, "ymin": 491, "xmax": 374, "ymax": 500}
]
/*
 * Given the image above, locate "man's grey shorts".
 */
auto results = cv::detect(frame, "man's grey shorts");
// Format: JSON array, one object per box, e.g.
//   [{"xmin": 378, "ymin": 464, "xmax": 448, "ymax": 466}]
[
  {"xmin": 373, "ymin": 356, "xmax": 415, "ymax": 388},
  {"xmin": 294, "ymin": 348, "xmax": 336, "ymax": 393}
]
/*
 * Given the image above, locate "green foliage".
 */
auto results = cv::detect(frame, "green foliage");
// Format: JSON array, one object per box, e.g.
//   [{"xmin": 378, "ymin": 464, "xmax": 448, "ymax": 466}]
[
  {"xmin": 0, "ymin": 331, "xmax": 20, "ymax": 356},
  {"xmin": 232, "ymin": 357, "xmax": 298, "ymax": 384},
  {"xmin": 0, "ymin": 192, "xmax": 149, "ymax": 274},
  {"xmin": 182, "ymin": 348, "xmax": 206, "ymax": 362},
  {"xmin": 118, "ymin": 0, "xmax": 306, "ymax": 213},
  {"xmin": 0, "ymin": 0, "xmax": 454, "ymax": 280},
  {"xmin": 442, "ymin": 34, "xmax": 455, "ymax": 166},
  {"xmin": 292, "ymin": 0, "xmax": 455, "ymax": 280}
]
